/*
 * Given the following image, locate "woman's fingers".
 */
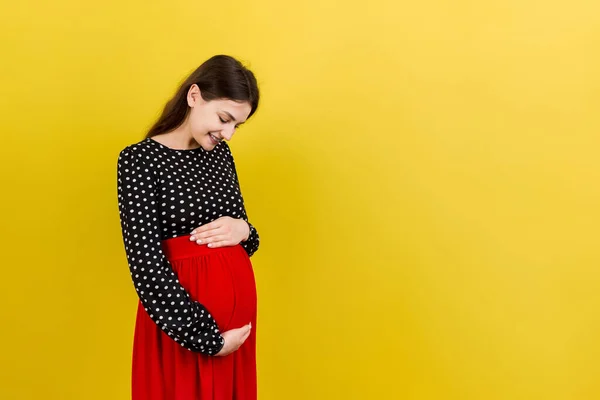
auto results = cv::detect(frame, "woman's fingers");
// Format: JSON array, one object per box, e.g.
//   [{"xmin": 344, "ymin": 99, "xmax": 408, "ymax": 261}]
[
  {"xmin": 240, "ymin": 326, "xmax": 252, "ymax": 343},
  {"xmin": 189, "ymin": 216, "xmax": 240, "ymax": 247},
  {"xmin": 190, "ymin": 228, "xmax": 223, "ymax": 242},
  {"xmin": 190, "ymin": 221, "xmax": 223, "ymax": 238},
  {"xmin": 190, "ymin": 236, "xmax": 233, "ymax": 248},
  {"xmin": 190, "ymin": 217, "xmax": 232, "ymax": 237},
  {"xmin": 206, "ymin": 240, "xmax": 231, "ymax": 249},
  {"xmin": 235, "ymin": 324, "xmax": 252, "ymax": 348},
  {"xmin": 216, "ymin": 324, "xmax": 252, "ymax": 356},
  {"xmin": 191, "ymin": 220, "xmax": 222, "ymax": 235}
]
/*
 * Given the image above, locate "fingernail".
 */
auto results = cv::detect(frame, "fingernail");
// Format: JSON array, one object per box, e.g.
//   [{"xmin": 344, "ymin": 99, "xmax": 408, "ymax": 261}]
[
  {"xmin": 207, "ymin": 243, "xmax": 212, "ymax": 247},
  {"xmin": 191, "ymin": 230, "xmax": 196, "ymax": 234},
  {"xmin": 190, "ymin": 236, "xmax": 196, "ymax": 241},
  {"xmin": 197, "ymin": 240, "xmax": 203, "ymax": 244}
]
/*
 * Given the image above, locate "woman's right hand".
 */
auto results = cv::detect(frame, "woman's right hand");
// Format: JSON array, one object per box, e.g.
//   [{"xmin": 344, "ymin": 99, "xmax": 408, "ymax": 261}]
[{"xmin": 215, "ymin": 323, "xmax": 252, "ymax": 357}]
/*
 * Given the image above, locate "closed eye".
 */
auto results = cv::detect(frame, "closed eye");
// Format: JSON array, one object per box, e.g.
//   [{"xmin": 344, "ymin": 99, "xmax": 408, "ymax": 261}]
[{"xmin": 219, "ymin": 116, "xmax": 241, "ymax": 129}]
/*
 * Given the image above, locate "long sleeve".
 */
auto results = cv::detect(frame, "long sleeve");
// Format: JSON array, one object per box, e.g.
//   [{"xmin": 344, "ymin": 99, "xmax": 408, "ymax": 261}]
[
  {"xmin": 117, "ymin": 146, "xmax": 225, "ymax": 355},
  {"xmin": 227, "ymin": 147, "xmax": 260, "ymax": 257}
]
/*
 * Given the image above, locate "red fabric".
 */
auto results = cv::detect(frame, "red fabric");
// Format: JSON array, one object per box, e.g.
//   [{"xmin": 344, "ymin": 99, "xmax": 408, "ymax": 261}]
[{"xmin": 131, "ymin": 235, "xmax": 257, "ymax": 400}]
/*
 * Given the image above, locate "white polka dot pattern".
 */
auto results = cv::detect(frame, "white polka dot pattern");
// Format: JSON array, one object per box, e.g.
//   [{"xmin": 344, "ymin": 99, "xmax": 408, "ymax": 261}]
[{"xmin": 116, "ymin": 138, "xmax": 260, "ymax": 354}]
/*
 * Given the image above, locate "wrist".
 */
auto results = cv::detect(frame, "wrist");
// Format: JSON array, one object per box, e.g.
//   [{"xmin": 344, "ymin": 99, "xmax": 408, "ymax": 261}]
[{"xmin": 241, "ymin": 220, "xmax": 250, "ymax": 242}]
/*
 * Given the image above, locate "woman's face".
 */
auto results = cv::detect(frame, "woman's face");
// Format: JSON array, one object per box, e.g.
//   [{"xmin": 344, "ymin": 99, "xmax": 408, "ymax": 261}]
[{"xmin": 186, "ymin": 84, "xmax": 252, "ymax": 151}]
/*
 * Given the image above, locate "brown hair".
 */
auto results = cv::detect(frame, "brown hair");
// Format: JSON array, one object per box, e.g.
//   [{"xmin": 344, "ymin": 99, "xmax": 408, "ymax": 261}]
[{"xmin": 145, "ymin": 55, "xmax": 260, "ymax": 138}]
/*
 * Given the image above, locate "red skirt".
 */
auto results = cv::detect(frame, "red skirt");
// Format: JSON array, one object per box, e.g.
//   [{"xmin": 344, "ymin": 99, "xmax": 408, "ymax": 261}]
[{"xmin": 132, "ymin": 235, "xmax": 257, "ymax": 400}]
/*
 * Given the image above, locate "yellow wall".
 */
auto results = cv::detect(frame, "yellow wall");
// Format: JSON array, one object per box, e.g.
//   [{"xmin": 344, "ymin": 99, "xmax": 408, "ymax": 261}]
[{"xmin": 1, "ymin": 0, "xmax": 599, "ymax": 398}]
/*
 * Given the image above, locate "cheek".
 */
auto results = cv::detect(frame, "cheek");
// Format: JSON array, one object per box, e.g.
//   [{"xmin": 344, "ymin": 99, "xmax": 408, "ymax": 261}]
[
  {"xmin": 190, "ymin": 111, "xmax": 218, "ymax": 134},
  {"xmin": 188, "ymin": 112, "xmax": 206, "ymax": 134}
]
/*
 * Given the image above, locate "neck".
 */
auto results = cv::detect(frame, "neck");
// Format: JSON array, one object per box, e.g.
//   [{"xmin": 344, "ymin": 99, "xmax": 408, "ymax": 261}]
[{"xmin": 155, "ymin": 124, "xmax": 200, "ymax": 150}]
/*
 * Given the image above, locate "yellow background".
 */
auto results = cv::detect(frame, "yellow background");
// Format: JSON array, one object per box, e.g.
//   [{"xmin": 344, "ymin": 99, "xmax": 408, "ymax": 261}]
[{"xmin": 1, "ymin": 0, "xmax": 599, "ymax": 398}]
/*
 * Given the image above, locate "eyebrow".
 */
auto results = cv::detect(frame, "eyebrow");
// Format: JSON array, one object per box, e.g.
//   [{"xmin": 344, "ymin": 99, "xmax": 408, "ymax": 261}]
[{"xmin": 223, "ymin": 111, "xmax": 246, "ymax": 125}]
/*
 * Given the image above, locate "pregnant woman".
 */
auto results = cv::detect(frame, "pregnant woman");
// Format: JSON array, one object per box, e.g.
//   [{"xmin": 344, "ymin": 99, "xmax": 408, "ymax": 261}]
[{"xmin": 117, "ymin": 54, "xmax": 261, "ymax": 400}]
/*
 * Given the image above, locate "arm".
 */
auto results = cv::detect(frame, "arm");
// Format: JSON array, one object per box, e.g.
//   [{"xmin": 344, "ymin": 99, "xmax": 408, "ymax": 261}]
[
  {"xmin": 227, "ymin": 147, "xmax": 260, "ymax": 257},
  {"xmin": 117, "ymin": 146, "xmax": 224, "ymax": 355}
]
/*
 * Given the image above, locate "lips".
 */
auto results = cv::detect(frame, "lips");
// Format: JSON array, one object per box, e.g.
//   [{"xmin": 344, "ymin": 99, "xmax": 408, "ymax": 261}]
[{"xmin": 209, "ymin": 133, "xmax": 221, "ymax": 144}]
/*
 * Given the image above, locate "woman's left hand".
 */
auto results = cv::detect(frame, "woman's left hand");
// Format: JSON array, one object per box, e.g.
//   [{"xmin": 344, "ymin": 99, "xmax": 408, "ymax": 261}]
[{"xmin": 189, "ymin": 216, "xmax": 250, "ymax": 248}]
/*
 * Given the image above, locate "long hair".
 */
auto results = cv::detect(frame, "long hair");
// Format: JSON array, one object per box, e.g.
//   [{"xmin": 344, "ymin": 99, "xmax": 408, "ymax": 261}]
[{"xmin": 145, "ymin": 55, "xmax": 260, "ymax": 138}]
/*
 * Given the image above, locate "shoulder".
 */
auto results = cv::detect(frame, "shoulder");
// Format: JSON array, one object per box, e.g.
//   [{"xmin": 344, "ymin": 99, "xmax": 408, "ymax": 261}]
[
  {"xmin": 117, "ymin": 139, "xmax": 161, "ymax": 182},
  {"xmin": 118, "ymin": 138, "xmax": 155, "ymax": 164}
]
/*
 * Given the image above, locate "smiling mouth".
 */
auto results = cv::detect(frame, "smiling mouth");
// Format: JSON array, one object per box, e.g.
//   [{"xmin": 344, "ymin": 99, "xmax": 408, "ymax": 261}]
[{"xmin": 209, "ymin": 133, "xmax": 221, "ymax": 144}]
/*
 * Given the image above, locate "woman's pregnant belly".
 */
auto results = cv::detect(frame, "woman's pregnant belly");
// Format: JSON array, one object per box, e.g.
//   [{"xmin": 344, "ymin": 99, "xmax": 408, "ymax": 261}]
[{"xmin": 165, "ymin": 239, "xmax": 257, "ymax": 333}]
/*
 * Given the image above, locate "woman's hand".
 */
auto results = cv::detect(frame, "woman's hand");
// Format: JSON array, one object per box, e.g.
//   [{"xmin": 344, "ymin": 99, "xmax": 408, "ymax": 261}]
[
  {"xmin": 215, "ymin": 323, "xmax": 252, "ymax": 357},
  {"xmin": 190, "ymin": 216, "xmax": 250, "ymax": 248}
]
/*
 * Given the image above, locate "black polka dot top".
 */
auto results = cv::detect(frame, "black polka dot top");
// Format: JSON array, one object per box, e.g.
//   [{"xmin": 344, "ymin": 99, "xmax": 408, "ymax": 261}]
[{"xmin": 116, "ymin": 137, "xmax": 260, "ymax": 355}]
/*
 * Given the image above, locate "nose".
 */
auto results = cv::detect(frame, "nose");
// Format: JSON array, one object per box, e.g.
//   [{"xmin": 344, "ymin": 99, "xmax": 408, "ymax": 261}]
[{"xmin": 222, "ymin": 126, "xmax": 236, "ymax": 141}]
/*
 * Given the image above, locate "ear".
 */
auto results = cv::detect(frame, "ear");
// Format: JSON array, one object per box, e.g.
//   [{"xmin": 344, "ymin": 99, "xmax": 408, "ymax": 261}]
[{"xmin": 187, "ymin": 84, "xmax": 201, "ymax": 107}]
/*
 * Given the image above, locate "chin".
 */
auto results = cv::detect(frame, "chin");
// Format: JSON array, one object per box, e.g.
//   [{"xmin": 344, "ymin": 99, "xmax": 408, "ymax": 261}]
[
  {"xmin": 189, "ymin": 135, "xmax": 209, "ymax": 150},
  {"xmin": 201, "ymin": 139, "xmax": 218, "ymax": 151}
]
